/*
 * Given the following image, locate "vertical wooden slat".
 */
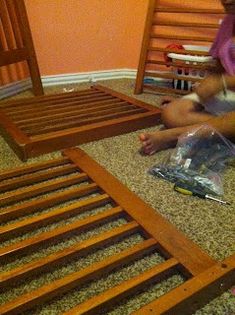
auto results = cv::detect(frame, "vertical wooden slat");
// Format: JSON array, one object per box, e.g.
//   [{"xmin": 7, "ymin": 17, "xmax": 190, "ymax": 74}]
[
  {"xmin": 135, "ymin": 0, "xmax": 156, "ymax": 94},
  {"xmin": 0, "ymin": 0, "xmax": 15, "ymax": 49},
  {"xmin": 5, "ymin": 0, "xmax": 24, "ymax": 48},
  {"xmin": 13, "ymin": 0, "xmax": 43, "ymax": 95}
]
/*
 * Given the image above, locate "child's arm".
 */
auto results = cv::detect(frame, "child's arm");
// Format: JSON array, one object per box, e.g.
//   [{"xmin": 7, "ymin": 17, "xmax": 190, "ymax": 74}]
[{"xmin": 194, "ymin": 74, "xmax": 235, "ymax": 103}]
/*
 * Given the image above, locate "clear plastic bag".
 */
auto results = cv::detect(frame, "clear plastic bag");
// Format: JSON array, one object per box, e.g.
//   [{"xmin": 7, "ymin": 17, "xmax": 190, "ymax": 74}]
[{"xmin": 149, "ymin": 125, "xmax": 235, "ymax": 196}]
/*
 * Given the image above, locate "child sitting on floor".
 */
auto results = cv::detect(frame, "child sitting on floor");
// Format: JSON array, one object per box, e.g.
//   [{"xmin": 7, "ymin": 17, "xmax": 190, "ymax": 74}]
[{"xmin": 140, "ymin": 0, "xmax": 235, "ymax": 155}]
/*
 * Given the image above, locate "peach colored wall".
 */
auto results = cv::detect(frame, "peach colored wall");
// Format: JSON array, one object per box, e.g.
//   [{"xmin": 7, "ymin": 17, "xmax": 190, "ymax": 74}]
[
  {"xmin": 24, "ymin": 0, "xmax": 148, "ymax": 76},
  {"xmin": 1, "ymin": 0, "xmax": 224, "ymax": 85}
]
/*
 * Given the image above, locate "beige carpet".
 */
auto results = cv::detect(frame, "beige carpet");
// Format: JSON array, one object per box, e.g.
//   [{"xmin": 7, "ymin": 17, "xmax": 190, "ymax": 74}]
[{"xmin": 0, "ymin": 79, "xmax": 234, "ymax": 314}]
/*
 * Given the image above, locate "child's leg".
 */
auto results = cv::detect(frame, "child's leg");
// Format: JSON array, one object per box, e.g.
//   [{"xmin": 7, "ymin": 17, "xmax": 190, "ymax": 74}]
[
  {"xmin": 161, "ymin": 97, "xmax": 213, "ymax": 128},
  {"xmin": 139, "ymin": 111, "xmax": 235, "ymax": 155}
]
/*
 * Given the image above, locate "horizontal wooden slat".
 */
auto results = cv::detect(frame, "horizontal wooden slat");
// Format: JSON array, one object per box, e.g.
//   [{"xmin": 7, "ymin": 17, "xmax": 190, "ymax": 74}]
[
  {"xmin": 155, "ymin": 7, "xmax": 224, "ymax": 14},
  {"xmin": 65, "ymin": 148, "xmax": 216, "ymax": 276},
  {"xmin": 144, "ymin": 71, "xmax": 202, "ymax": 83},
  {"xmin": 0, "ymin": 85, "xmax": 161, "ymax": 160},
  {"xmin": 0, "ymin": 194, "xmax": 111, "ymax": 241},
  {"xmin": 151, "ymin": 34, "xmax": 214, "ymax": 42},
  {"xmin": 15, "ymin": 101, "xmax": 127, "ymax": 127},
  {"xmin": 9, "ymin": 98, "xmax": 120, "ymax": 122},
  {"xmin": 0, "ymin": 172, "xmax": 88, "ymax": 206},
  {"xmin": 155, "ymin": 21, "xmax": 220, "ymax": 29},
  {"xmin": 0, "ymin": 206, "xmax": 123, "ymax": 262},
  {"xmin": 146, "ymin": 59, "xmax": 216, "ymax": 70},
  {"xmin": 148, "ymin": 47, "xmax": 210, "ymax": 56},
  {"xmin": 134, "ymin": 254, "xmax": 235, "ymax": 315},
  {"xmin": 25, "ymin": 108, "xmax": 146, "ymax": 136},
  {"xmin": 0, "ymin": 238, "xmax": 158, "ymax": 315},
  {"xmin": 143, "ymin": 84, "xmax": 189, "ymax": 95},
  {"xmin": 0, "ymin": 183, "xmax": 99, "ymax": 223},
  {"xmin": 19, "ymin": 102, "xmax": 135, "ymax": 131},
  {"xmin": 0, "ymin": 89, "xmax": 104, "ymax": 107},
  {"xmin": 64, "ymin": 258, "xmax": 179, "ymax": 315},
  {"xmin": 0, "ymin": 48, "xmax": 28, "ymax": 65},
  {"xmin": 0, "ymin": 156, "xmax": 70, "ymax": 181},
  {"xmin": 0, "ymin": 221, "xmax": 140, "ymax": 287},
  {"xmin": 0, "ymin": 164, "xmax": 78, "ymax": 193},
  {"xmin": 5, "ymin": 95, "xmax": 114, "ymax": 116}
]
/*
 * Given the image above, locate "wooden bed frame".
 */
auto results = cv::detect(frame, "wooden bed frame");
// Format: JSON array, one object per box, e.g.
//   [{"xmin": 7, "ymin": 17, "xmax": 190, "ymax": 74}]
[
  {"xmin": 0, "ymin": 85, "xmax": 161, "ymax": 161},
  {"xmin": 135, "ymin": 0, "xmax": 225, "ymax": 95},
  {"xmin": 0, "ymin": 147, "xmax": 234, "ymax": 314}
]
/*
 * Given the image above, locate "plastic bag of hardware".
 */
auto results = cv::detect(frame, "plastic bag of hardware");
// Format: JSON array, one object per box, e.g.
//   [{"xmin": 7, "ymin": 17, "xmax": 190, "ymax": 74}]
[{"xmin": 149, "ymin": 125, "xmax": 235, "ymax": 196}]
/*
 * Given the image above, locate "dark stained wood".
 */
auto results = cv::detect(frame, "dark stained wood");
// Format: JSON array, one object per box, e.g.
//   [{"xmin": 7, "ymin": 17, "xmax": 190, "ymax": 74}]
[
  {"xmin": 0, "ymin": 150, "xmax": 232, "ymax": 315},
  {"xmin": 135, "ymin": 0, "xmax": 225, "ymax": 95},
  {"xmin": 0, "ymin": 85, "xmax": 161, "ymax": 161},
  {"xmin": 65, "ymin": 148, "xmax": 216, "ymax": 276},
  {"xmin": 134, "ymin": 254, "xmax": 235, "ymax": 315},
  {"xmin": 0, "ymin": 0, "xmax": 43, "ymax": 95}
]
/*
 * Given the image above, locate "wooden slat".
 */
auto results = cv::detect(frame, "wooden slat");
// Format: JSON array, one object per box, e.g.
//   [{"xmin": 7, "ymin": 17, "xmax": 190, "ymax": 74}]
[
  {"xmin": 0, "ymin": 85, "xmax": 161, "ymax": 160},
  {"xmin": 151, "ymin": 34, "xmax": 214, "ymax": 42},
  {"xmin": 143, "ymin": 84, "xmax": 189, "ymax": 96},
  {"xmin": 24, "ymin": 108, "xmax": 146, "ymax": 136},
  {"xmin": 155, "ymin": 21, "xmax": 220, "ymax": 29},
  {"xmin": 4, "ymin": 93, "xmax": 112, "ymax": 115},
  {"xmin": 0, "ymin": 194, "xmax": 110, "ymax": 241},
  {"xmin": 155, "ymin": 8, "xmax": 224, "ymax": 14},
  {"xmin": 0, "ymin": 47, "xmax": 28, "ymax": 66},
  {"xmin": 134, "ymin": 254, "xmax": 235, "ymax": 315},
  {"xmin": 65, "ymin": 148, "xmax": 216, "ymax": 276},
  {"xmin": 65, "ymin": 258, "xmax": 179, "ymax": 315},
  {"xmin": 15, "ymin": 100, "xmax": 126, "ymax": 127},
  {"xmin": 0, "ymin": 238, "xmax": 157, "ymax": 315},
  {"xmin": 147, "ymin": 46, "xmax": 211, "ymax": 56},
  {"xmin": 0, "ymin": 164, "xmax": 78, "ymax": 192},
  {"xmin": 0, "ymin": 0, "xmax": 15, "ymax": 50},
  {"xmin": 23, "ymin": 106, "xmax": 145, "ymax": 136},
  {"xmin": 0, "ymin": 183, "xmax": 99, "ymax": 223},
  {"xmin": 5, "ymin": 0, "xmax": 23, "ymax": 48},
  {"xmin": 0, "ymin": 172, "xmax": 88, "ymax": 206},
  {"xmin": 0, "ymin": 221, "xmax": 140, "ymax": 288},
  {"xmin": 0, "ymin": 89, "xmax": 103, "ymax": 107},
  {"xmin": 0, "ymin": 156, "xmax": 70, "ymax": 181},
  {"xmin": 144, "ymin": 71, "xmax": 203, "ymax": 83},
  {"xmin": 0, "ymin": 206, "xmax": 123, "ymax": 262},
  {"xmin": 19, "ymin": 102, "xmax": 137, "ymax": 130},
  {"xmin": 146, "ymin": 59, "xmax": 216, "ymax": 70}
]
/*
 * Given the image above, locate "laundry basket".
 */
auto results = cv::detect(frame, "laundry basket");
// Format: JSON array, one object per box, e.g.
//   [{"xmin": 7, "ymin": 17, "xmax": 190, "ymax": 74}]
[{"xmin": 167, "ymin": 45, "xmax": 214, "ymax": 91}]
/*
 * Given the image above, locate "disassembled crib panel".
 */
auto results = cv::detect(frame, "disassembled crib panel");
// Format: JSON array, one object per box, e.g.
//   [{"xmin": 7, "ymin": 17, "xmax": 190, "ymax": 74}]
[
  {"xmin": 1, "ymin": 148, "xmax": 232, "ymax": 315},
  {"xmin": 0, "ymin": 85, "xmax": 161, "ymax": 160},
  {"xmin": 135, "ymin": 0, "xmax": 224, "ymax": 95}
]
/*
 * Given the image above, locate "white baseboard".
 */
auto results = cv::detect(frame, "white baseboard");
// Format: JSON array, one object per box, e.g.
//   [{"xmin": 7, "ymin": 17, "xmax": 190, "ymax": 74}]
[
  {"xmin": 0, "ymin": 69, "xmax": 137, "ymax": 100},
  {"xmin": 0, "ymin": 78, "xmax": 32, "ymax": 100}
]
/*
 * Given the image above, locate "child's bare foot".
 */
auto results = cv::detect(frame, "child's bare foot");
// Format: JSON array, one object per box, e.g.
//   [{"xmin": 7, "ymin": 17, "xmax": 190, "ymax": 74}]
[
  {"xmin": 139, "ymin": 130, "xmax": 177, "ymax": 155},
  {"xmin": 160, "ymin": 95, "xmax": 176, "ymax": 107}
]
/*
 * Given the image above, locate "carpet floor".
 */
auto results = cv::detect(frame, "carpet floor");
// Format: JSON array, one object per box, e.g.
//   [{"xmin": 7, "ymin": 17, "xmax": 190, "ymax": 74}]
[{"xmin": 0, "ymin": 79, "xmax": 234, "ymax": 314}]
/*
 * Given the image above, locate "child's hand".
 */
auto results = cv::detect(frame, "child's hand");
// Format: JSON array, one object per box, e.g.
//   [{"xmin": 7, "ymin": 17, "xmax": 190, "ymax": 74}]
[{"xmin": 194, "ymin": 74, "xmax": 223, "ymax": 103}]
